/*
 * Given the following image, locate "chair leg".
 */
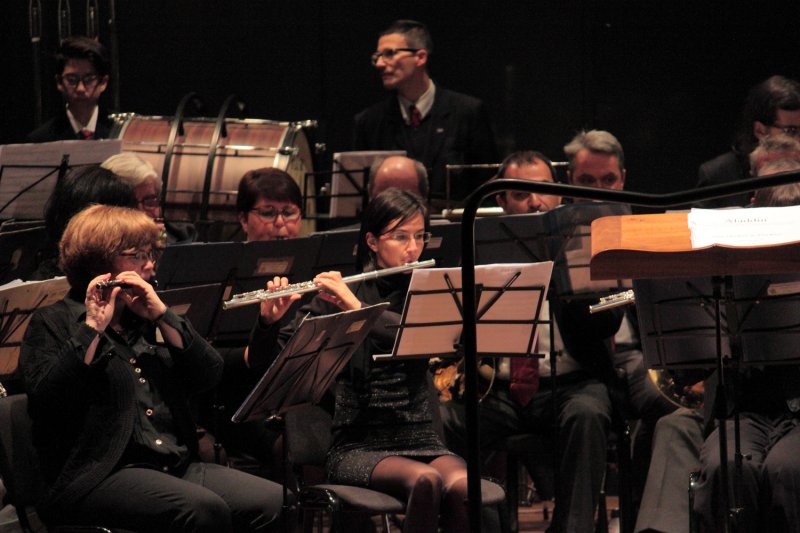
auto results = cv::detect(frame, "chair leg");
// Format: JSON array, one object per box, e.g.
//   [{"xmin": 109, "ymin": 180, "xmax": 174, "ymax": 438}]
[
  {"xmin": 595, "ymin": 470, "xmax": 609, "ymax": 533},
  {"xmin": 506, "ymin": 452, "xmax": 520, "ymax": 533},
  {"xmin": 688, "ymin": 471, "xmax": 701, "ymax": 533}
]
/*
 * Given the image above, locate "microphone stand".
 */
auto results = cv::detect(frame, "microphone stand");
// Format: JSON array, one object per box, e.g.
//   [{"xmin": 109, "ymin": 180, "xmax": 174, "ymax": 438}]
[{"xmin": 29, "ymin": 0, "xmax": 43, "ymax": 127}]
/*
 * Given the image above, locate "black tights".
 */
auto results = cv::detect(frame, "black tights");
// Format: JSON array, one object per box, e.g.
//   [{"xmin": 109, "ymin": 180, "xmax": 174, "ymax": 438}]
[{"xmin": 370, "ymin": 454, "xmax": 468, "ymax": 533}]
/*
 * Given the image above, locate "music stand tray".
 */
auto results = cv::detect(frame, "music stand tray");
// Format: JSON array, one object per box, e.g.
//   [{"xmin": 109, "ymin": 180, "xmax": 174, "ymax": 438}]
[{"xmin": 232, "ymin": 302, "xmax": 390, "ymax": 423}]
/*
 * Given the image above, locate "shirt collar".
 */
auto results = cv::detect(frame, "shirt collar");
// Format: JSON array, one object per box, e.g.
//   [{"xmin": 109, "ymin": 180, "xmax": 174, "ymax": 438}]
[
  {"xmin": 398, "ymin": 80, "xmax": 435, "ymax": 125},
  {"xmin": 66, "ymin": 105, "xmax": 99, "ymax": 135}
]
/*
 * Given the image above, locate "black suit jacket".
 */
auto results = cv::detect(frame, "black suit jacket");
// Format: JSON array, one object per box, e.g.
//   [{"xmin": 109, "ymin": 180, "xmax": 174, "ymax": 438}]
[
  {"xmin": 353, "ymin": 87, "xmax": 498, "ymax": 200},
  {"xmin": 696, "ymin": 150, "xmax": 752, "ymax": 208},
  {"xmin": 26, "ymin": 108, "xmax": 113, "ymax": 143}
]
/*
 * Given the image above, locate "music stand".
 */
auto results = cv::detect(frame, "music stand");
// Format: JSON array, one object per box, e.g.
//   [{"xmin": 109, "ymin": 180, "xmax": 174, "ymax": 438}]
[
  {"xmin": 231, "ymin": 302, "xmax": 390, "ymax": 532},
  {"xmin": 420, "ymin": 221, "xmax": 463, "ymax": 268},
  {"xmin": 379, "ymin": 263, "xmax": 552, "ymax": 360},
  {"xmin": 592, "ymin": 212, "xmax": 800, "ymax": 533},
  {"xmin": 329, "ymin": 150, "xmax": 405, "ymax": 218},
  {"xmin": 312, "ymin": 228, "xmax": 361, "ymax": 278},
  {"xmin": 0, "ymin": 140, "xmax": 121, "ymax": 220},
  {"xmin": 216, "ymin": 237, "xmax": 322, "ymax": 343},
  {"xmin": 157, "ymin": 283, "xmax": 223, "ymax": 340},
  {"xmin": 0, "ymin": 277, "xmax": 70, "ymax": 379},
  {"xmin": 0, "ymin": 225, "xmax": 48, "ymax": 285}
]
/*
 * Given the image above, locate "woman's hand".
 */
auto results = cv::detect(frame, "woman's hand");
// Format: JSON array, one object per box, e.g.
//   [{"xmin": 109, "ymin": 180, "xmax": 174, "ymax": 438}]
[
  {"xmin": 85, "ymin": 274, "xmax": 121, "ymax": 333},
  {"xmin": 313, "ymin": 271, "xmax": 361, "ymax": 311},
  {"xmin": 113, "ymin": 271, "xmax": 167, "ymax": 321},
  {"xmin": 258, "ymin": 277, "xmax": 301, "ymax": 325}
]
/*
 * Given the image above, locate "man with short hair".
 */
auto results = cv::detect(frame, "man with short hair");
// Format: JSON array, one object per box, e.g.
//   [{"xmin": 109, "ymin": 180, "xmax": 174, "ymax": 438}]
[
  {"xmin": 28, "ymin": 36, "xmax": 112, "ymax": 142},
  {"xmin": 368, "ymin": 155, "xmax": 430, "ymax": 199},
  {"xmin": 353, "ymin": 20, "xmax": 498, "ymax": 203},
  {"xmin": 697, "ymin": 75, "xmax": 800, "ymax": 207},
  {"xmin": 564, "ymin": 129, "xmax": 626, "ymax": 192},
  {"xmin": 493, "ymin": 150, "xmax": 561, "ymax": 214}
]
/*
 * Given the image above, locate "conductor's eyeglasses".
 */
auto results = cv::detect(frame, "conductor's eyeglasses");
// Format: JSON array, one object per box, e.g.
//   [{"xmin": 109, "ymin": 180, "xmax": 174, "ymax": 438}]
[
  {"xmin": 382, "ymin": 231, "xmax": 431, "ymax": 245},
  {"xmin": 61, "ymin": 74, "xmax": 101, "ymax": 88},
  {"xmin": 250, "ymin": 206, "xmax": 302, "ymax": 223},
  {"xmin": 119, "ymin": 248, "xmax": 163, "ymax": 265},
  {"xmin": 370, "ymin": 48, "xmax": 419, "ymax": 65}
]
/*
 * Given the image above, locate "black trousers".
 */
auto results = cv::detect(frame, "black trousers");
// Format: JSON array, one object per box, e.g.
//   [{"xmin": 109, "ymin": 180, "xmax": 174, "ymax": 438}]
[
  {"xmin": 60, "ymin": 461, "xmax": 285, "ymax": 532},
  {"xmin": 441, "ymin": 376, "xmax": 611, "ymax": 533},
  {"xmin": 694, "ymin": 412, "xmax": 800, "ymax": 533}
]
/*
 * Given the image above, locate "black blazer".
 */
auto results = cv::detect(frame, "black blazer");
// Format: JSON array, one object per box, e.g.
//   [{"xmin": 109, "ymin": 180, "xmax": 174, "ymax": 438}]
[
  {"xmin": 27, "ymin": 108, "xmax": 113, "ymax": 143},
  {"xmin": 353, "ymin": 87, "xmax": 498, "ymax": 200},
  {"xmin": 696, "ymin": 150, "xmax": 752, "ymax": 208}
]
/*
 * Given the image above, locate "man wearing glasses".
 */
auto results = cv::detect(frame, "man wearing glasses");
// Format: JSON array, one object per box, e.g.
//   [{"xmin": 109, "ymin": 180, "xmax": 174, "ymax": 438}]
[
  {"xmin": 353, "ymin": 20, "xmax": 497, "ymax": 205},
  {"xmin": 696, "ymin": 75, "xmax": 800, "ymax": 208},
  {"xmin": 27, "ymin": 36, "xmax": 112, "ymax": 143}
]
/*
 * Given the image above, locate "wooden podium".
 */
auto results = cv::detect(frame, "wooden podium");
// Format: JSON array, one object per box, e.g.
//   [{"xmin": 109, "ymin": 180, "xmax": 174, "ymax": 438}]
[{"xmin": 590, "ymin": 212, "xmax": 800, "ymax": 280}]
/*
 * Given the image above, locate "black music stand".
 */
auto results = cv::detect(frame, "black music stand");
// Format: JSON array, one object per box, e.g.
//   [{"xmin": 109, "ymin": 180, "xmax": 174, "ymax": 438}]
[
  {"xmin": 157, "ymin": 283, "xmax": 223, "ymax": 340},
  {"xmin": 216, "ymin": 237, "xmax": 322, "ymax": 343},
  {"xmin": 0, "ymin": 225, "xmax": 48, "ymax": 285},
  {"xmin": 231, "ymin": 302, "xmax": 390, "ymax": 533},
  {"xmin": 634, "ymin": 271, "xmax": 800, "ymax": 531},
  {"xmin": 312, "ymin": 228, "xmax": 361, "ymax": 277},
  {"xmin": 421, "ymin": 221, "xmax": 463, "ymax": 268}
]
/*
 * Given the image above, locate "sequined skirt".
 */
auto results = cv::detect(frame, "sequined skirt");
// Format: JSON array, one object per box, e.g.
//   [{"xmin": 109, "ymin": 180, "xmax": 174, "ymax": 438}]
[{"xmin": 326, "ymin": 422, "xmax": 453, "ymax": 486}]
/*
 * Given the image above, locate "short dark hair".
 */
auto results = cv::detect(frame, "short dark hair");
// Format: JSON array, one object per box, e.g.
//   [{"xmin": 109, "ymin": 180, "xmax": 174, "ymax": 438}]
[
  {"xmin": 44, "ymin": 165, "xmax": 137, "ymax": 247},
  {"xmin": 380, "ymin": 20, "xmax": 433, "ymax": 55},
  {"xmin": 56, "ymin": 36, "xmax": 110, "ymax": 76},
  {"xmin": 494, "ymin": 151, "xmax": 556, "ymax": 200},
  {"xmin": 356, "ymin": 188, "xmax": 429, "ymax": 271},
  {"xmin": 735, "ymin": 75, "xmax": 800, "ymax": 154},
  {"xmin": 236, "ymin": 168, "xmax": 302, "ymax": 214}
]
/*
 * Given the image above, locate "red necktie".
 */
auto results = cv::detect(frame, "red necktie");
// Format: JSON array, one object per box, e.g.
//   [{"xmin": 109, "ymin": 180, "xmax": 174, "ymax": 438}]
[
  {"xmin": 79, "ymin": 129, "xmax": 94, "ymax": 140},
  {"xmin": 409, "ymin": 105, "xmax": 422, "ymax": 127},
  {"xmin": 509, "ymin": 356, "xmax": 539, "ymax": 407}
]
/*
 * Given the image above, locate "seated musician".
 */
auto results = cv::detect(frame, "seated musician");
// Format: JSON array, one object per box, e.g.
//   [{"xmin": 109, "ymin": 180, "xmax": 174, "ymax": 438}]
[
  {"xmin": 690, "ymin": 134, "xmax": 800, "ymax": 533},
  {"xmin": 28, "ymin": 165, "xmax": 138, "ymax": 280},
  {"xmin": 250, "ymin": 188, "xmax": 472, "ymax": 532},
  {"xmin": 19, "ymin": 204, "xmax": 283, "ymax": 531},
  {"xmin": 197, "ymin": 167, "xmax": 305, "ymax": 476},
  {"xmin": 440, "ymin": 148, "xmax": 624, "ymax": 532},
  {"xmin": 101, "ymin": 152, "xmax": 196, "ymax": 244},
  {"xmin": 237, "ymin": 167, "xmax": 303, "ymax": 241}
]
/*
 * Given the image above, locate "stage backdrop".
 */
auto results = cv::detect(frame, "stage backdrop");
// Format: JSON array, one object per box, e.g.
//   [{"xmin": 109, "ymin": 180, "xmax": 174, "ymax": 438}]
[{"xmin": 3, "ymin": 0, "xmax": 800, "ymax": 200}]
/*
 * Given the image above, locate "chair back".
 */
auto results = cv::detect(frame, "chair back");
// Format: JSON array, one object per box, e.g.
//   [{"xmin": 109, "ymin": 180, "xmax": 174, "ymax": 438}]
[
  {"xmin": 0, "ymin": 393, "xmax": 45, "ymax": 527},
  {"xmin": 283, "ymin": 403, "xmax": 332, "ymax": 468}
]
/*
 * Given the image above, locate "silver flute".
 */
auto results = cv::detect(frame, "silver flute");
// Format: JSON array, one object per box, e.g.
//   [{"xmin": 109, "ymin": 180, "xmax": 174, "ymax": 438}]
[
  {"xmin": 222, "ymin": 259, "xmax": 436, "ymax": 310},
  {"xmin": 589, "ymin": 289, "xmax": 636, "ymax": 314}
]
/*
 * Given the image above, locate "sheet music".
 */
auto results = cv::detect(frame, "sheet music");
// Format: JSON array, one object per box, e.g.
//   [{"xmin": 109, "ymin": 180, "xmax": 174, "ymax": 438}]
[
  {"xmin": 0, "ymin": 277, "xmax": 70, "ymax": 375},
  {"xmin": 0, "ymin": 140, "xmax": 122, "ymax": 219},
  {"xmin": 390, "ymin": 262, "xmax": 553, "ymax": 358},
  {"xmin": 688, "ymin": 206, "xmax": 800, "ymax": 248}
]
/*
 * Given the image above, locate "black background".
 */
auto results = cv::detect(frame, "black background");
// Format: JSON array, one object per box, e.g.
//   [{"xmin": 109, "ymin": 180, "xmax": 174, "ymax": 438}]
[{"xmin": 4, "ymin": 0, "xmax": 800, "ymax": 198}]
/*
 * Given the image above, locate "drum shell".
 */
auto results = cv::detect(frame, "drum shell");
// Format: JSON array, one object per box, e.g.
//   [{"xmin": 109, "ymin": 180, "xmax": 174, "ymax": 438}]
[{"xmin": 110, "ymin": 114, "xmax": 315, "ymax": 234}]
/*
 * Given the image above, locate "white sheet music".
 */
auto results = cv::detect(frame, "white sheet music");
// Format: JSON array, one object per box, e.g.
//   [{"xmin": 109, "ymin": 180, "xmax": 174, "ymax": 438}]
[
  {"xmin": 0, "ymin": 277, "xmax": 70, "ymax": 375},
  {"xmin": 389, "ymin": 262, "xmax": 553, "ymax": 358},
  {"xmin": 688, "ymin": 206, "xmax": 800, "ymax": 248},
  {"xmin": 0, "ymin": 140, "xmax": 122, "ymax": 219}
]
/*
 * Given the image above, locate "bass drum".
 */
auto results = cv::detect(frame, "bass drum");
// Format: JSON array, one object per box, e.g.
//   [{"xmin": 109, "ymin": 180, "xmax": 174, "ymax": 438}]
[{"xmin": 110, "ymin": 114, "xmax": 316, "ymax": 237}]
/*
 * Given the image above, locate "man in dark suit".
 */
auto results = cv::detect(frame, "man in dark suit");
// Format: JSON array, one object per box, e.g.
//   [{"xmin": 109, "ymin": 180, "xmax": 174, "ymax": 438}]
[
  {"xmin": 696, "ymin": 75, "xmax": 800, "ymax": 208},
  {"xmin": 353, "ymin": 20, "xmax": 498, "ymax": 204},
  {"xmin": 27, "ymin": 36, "xmax": 113, "ymax": 143}
]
